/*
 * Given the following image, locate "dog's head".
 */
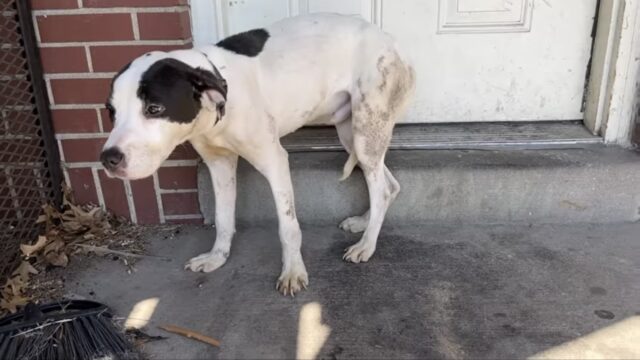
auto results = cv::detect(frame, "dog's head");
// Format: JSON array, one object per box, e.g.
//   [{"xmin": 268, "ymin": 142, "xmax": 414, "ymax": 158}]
[{"xmin": 100, "ymin": 51, "xmax": 227, "ymax": 180}]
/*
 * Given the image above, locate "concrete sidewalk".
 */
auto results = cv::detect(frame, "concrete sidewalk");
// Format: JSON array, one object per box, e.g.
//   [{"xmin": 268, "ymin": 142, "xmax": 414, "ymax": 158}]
[{"xmin": 65, "ymin": 223, "xmax": 640, "ymax": 359}]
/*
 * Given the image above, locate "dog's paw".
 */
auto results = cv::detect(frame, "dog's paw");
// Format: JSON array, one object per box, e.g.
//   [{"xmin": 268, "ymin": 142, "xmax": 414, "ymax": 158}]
[
  {"xmin": 184, "ymin": 251, "xmax": 228, "ymax": 273},
  {"xmin": 276, "ymin": 265, "xmax": 309, "ymax": 297},
  {"xmin": 343, "ymin": 240, "xmax": 375, "ymax": 263},
  {"xmin": 339, "ymin": 215, "xmax": 368, "ymax": 233}
]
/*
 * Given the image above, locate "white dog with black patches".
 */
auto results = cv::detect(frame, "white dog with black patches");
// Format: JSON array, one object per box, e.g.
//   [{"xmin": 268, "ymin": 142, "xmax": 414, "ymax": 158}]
[{"xmin": 101, "ymin": 13, "xmax": 415, "ymax": 295}]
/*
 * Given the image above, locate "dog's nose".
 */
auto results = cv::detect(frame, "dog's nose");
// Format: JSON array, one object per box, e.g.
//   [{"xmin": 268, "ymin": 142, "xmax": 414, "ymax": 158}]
[{"xmin": 100, "ymin": 147, "xmax": 125, "ymax": 171}]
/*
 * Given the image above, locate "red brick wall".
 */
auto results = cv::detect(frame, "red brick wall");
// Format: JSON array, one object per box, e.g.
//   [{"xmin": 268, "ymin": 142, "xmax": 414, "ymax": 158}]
[{"xmin": 32, "ymin": 0, "xmax": 203, "ymax": 224}]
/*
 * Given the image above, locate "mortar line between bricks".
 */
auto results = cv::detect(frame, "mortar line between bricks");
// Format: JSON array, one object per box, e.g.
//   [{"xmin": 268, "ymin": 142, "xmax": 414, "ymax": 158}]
[
  {"xmin": 39, "ymin": 39, "xmax": 191, "ymax": 47},
  {"xmin": 92, "ymin": 167, "xmax": 106, "ymax": 208},
  {"xmin": 159, "ymin": 189, "xmax": 198, "ymax": 194},
  {"xmin": 32, "ymin": 14, "xmax": 41, "ymax": 43},
  {"xmin": 32, "ymin": 6, "xmax": 189, "ymax": 16},
  {"xmin": 153, "ymin": 173, "xmax": 166, "ymax": 224},
  {"xmin": 164, "ymin": 214, "xmax": 204, "ymax": 220},
  {"xmin": 62, "ymin": 160, "xmax": 199, "ymax": 168},
  {"xmin": 62, "ymin": 167, "xmax": 71, "ymax": 191},
  {"xmin": 131, "ymin": 13, "xmax": 140, "ymax": 40},
  {"xmin": 51, "ymin": 104, "xmax": 104, "ymax": 110},
  {"xmin": 124, "ymin": 180, "xmax": 138, "ymax": 224},
  {"xmin": 46, "ymin": 72, "xmax": 116, "ymax": 79},
  {"xmin": 84, "ymin": 45, "xmax": 94, "ymax": 72},
  {"xmin": 77, "ymin": 0, "xmax": 83, "ymax": 8},
  {"xmin": 45, "ymin": 79, "xmax": 55, "ymax": 105},
  {"xmin": 96, "ymin": 109, "xmax": 104, "ymax": 132},
  {"xmin": 56, "ymin": 133, "xmax": 108, "ymax": 140}
]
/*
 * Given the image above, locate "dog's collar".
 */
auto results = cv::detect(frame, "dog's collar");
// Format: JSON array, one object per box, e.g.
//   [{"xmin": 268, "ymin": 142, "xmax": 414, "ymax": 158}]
[{"xmin": 198, "ymin": 51, "xmax": 224, "ymax": 80}]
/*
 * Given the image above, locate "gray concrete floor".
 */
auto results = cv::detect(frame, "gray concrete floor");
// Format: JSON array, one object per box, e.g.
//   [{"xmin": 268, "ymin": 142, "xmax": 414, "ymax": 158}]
[{"xmin": 64, "ymin": 223, "xmax": 640, "ymax": 359}]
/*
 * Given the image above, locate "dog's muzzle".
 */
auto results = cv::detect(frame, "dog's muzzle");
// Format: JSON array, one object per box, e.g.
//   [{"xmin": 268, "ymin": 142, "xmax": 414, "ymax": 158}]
[{"xmin": 100, "ymin": 147, "xmax": 125, "ymax": 173}]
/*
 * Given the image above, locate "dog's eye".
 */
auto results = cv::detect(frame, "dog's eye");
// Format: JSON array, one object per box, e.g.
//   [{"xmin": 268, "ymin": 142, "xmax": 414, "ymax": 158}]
[{"xmin": 145, "ymin": 104, "xmax": 165, "ymax": 117}]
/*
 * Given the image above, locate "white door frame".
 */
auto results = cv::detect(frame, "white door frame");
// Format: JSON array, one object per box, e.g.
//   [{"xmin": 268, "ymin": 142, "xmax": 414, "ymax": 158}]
[
  {"xmin": 190, "ymin": 0, "xmax": 640, "ymax": 146},
  {"xmin": 585, "ymin": 0, "xmax": 640, "ymax": 146}
]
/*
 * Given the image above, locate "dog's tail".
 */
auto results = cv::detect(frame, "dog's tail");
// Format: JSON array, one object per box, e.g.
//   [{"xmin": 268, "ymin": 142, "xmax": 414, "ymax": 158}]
[{"xmin": 339, "ymin": 153, "xmax": 358, "ymax": 181}]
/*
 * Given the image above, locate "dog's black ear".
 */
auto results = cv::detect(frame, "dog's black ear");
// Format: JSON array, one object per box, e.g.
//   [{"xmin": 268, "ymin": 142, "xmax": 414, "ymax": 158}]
[{"xmin": 188, "ymin": 68, "xmax": 228, "ymax": 117}]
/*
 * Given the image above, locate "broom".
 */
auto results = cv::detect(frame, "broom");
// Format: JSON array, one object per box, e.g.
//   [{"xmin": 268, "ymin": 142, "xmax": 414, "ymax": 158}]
[{"xmin": 0, "ymin": 300, "xmax": 138, "ymax": 360}]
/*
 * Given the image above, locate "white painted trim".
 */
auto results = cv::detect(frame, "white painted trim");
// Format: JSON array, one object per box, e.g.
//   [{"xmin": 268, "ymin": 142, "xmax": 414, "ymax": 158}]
[
  {"xmin": 152, "ymin": 173, "xmax": 166, "ymax": 223},
  {"xmin": 603, "ymin": 0, "xmax": 640, "ymax": 145},
  {"xmin": 190, "ymin": 0, "xmax": 219, "ymax": 46},
  {"xmin": 214, "ymin": 0, "xmax": 227, "ymax": 40}
]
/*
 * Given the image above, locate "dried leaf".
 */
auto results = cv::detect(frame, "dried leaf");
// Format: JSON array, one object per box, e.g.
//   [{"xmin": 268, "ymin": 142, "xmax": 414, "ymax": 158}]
[
  {"xmin": 12, "ymin": 261, "xmax": 38, "ymax": 281},
  {"xmin": 4, "ymin": 278, "xmax": 21, "ymax": 295},
  {"xmin": 20, "ymin": 236, "xmax": 48, "ymax": 257},
  {"xmin": 44, "ymin": 240, "xmax": 69, "ymax": 267},
  {"xmin": 0, "ymin": 295, "xmax": 29, "ymax": 313},
  {"xmin": 36, "ymin": 214, "xmax": 47, "ymax": 224}
]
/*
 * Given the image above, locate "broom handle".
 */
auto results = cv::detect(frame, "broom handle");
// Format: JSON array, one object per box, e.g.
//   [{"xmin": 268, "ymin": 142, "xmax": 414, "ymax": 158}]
[{"xmin": 158, "ymin": 324, "xmax": 221, "ymax": 347}]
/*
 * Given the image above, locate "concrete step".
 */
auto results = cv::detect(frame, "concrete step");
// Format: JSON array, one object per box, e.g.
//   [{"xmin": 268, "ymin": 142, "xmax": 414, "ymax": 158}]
[{"xmin": 198, "ymin": 145, "xmax": 640, "ymax": 225}]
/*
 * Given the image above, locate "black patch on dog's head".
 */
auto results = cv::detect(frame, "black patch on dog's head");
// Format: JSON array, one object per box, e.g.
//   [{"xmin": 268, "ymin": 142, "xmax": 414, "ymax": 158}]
[
  {"xmin": 105, "ymin": 61, "xmax": 132, "ymax": 123},
  {"xmin": 216, "ymin": 28, "xmax": 269, "ymax": 57},
  {"xmin": 136, "ymin": 58, "xmax": 227, "ymax": 123}
]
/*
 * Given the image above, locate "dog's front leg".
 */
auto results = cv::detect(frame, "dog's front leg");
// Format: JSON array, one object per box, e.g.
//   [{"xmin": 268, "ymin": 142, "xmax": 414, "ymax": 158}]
[
  {"xmin": 246, "ymin": 145, "xmax": 308, "ymax": 296},
  {"xmin": 185, "ymin": 154, "xmax": 238, "ymax": 272}
]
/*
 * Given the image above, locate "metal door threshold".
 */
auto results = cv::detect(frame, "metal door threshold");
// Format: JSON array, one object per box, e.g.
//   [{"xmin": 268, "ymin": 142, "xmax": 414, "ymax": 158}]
[{"xmin": 281, "ymin": 121, "xmax": 603, "ymax": 152}]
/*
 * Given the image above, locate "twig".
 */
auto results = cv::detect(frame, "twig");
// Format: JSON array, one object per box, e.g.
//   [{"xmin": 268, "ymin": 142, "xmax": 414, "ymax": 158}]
[
  {"xmin": 71, "ymin": 244, "xmax": 170, "ymax": 261},
  {"xmin": 158, "ymin": 324, "xmax": 221, "ymax": 348}
]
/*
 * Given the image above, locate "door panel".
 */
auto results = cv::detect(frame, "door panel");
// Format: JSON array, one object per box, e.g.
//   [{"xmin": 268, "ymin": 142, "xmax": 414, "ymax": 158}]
[{"xmin": 197, "ymin": 0, "xmax": 598, "ymax": 123}]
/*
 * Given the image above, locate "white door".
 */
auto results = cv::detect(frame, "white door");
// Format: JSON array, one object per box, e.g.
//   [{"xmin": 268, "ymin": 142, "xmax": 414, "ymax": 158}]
[{"xmin": 192, "ymin": 0, "xmax": 598, "ymax": 123}]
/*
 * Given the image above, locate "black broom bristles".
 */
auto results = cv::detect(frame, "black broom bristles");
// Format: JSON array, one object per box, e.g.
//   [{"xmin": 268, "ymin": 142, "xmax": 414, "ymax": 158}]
[{"xmin": 0, "ymin": 300, "xmax": 139, "ymax": 360}]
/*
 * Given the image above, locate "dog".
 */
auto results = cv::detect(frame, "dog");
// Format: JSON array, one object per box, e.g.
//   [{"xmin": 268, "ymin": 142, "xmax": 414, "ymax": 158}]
[{"xmin": 100, "ymin": 13, "xmax": 415, "ymax": 295}]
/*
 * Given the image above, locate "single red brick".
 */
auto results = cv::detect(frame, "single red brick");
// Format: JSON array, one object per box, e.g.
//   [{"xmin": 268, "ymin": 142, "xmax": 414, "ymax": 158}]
[
  {"xmin": 51, "ymin": 109, "xmax": 100, "ymax": 134},
  {"xmin": 161, "ymin": 192, "xmax": 199, "ymax": 215},
  {"xmin": 157, "ymin": 166, "xmax": 197, "ymax": 189},
  {"xmin": 130, "ymin": 177, "xmax": 160, "ymax": 224},
  {"xmin": 37, "ymin": 14, "xmax": 133, "ymax": 43},
  {"xmin": 168, "ymin": 142, "xmax": 199, "ymax": 160},
  {"xmin": 98, "ymin": 170, "xmax": 130, "ymax": 219},
  {"xmin": 31, "ymin": 0, "xmax": 78, "ymax": 9},
  {"xmin": 67, "ymin": 167, "xmax": 98, "ymax": 205},
  {"xmin": 83, "ymin": 0, "xmax": 187, "ymax": 7},
  {"xmin": 137, "ymin": 11, "xmax": 191, "ymax": 40},
  {"xmin": 60, "ymin": 138, "xmax": 106, "ymax": 162},
  {"xmin": 40, "ymin": 47, "xmax": 88, "ymax": 74},
  {"xmin": 90, "ymin": 44, "xmax": 189, "ymax": 72},
  {"xmin": 165, "ymin": 218, "xmax": 203, "ymax": 225},
  {"xmin": 50, "ymin": 78, "xmax": 111, "ymax": 105}
]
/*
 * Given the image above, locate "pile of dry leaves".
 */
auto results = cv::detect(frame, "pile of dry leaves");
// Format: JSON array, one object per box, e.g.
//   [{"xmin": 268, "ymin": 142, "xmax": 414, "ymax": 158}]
[{"xmin": 0, "ymin": 187, "xmax": 146, "ymax": 316}]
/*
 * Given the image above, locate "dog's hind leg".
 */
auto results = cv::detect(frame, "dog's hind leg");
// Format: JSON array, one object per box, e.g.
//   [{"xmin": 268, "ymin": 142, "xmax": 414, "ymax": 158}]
[{"xmin": 342, "ymin": 50, "xmax": 414, "ymax": 262}]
